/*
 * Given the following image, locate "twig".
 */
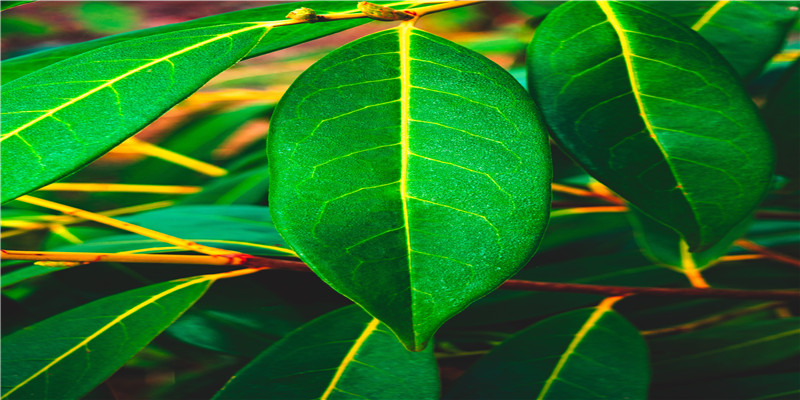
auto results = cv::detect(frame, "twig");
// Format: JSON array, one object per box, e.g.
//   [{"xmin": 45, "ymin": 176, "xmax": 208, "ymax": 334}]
[
  {"xmin": 735, "ymin": 239, "xmax": 800, "ymax": 267},
  {"xmin": 641, "ymin": 302, "xmax": 786, "ymax": 337},
  {"xmin": 3, "ymin": 250, "xmax": 798, "ymax": 301}
]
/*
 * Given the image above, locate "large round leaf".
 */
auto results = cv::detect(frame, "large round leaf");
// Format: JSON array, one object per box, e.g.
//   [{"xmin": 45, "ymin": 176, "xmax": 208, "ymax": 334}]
[
  {"xmin": 269, "ymin": 26, "xmax": 551, "ymax": 351},
  {"xmin": 528, "ymin": 1, "xmax": 774, "ymax": 251}
]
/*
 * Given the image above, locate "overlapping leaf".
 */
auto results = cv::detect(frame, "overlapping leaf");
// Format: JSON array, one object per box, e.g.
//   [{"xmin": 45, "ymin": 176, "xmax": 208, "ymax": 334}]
[
  {"xmin": 528, "ymin": 1, "xmax": 774, "ymax": 251},
  {"xmin": 269, "ymin": 26, "xmax": 551, "ymax": 350},
  {"xmin": 1, "ymin": 2, "xmax": 409, "ymax": 203},
  {"xmin": 1, "ymin": 2, "xmax": 403, "ymax": 83},
  {"xmin": 647, "ymin": 1, "xmax": 799, "ymax": 78},
  {"xmin": 445, "ymin": 304, "xmax": 650, "ymax": 399},
  {"xmin": 213, "ymin": 305, "xmax": 440, "ymax": 400},
  {"xmin": 1, "ymin": 277, "xmax": 215, "ymax": 400}
]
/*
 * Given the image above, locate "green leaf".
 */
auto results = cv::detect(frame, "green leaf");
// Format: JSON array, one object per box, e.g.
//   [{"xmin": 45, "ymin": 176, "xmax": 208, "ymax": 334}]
[
  {"xmin": 445, "ymin": 304, "xmax": 650, "ymax": 399},
  {"xmin": 528, "ymin": 1, "xmax": 774, "ymax": 251},
  {"xmin": 653, "ymin": 372, "xmax": 800, "ymax": 400},
  {"xmin": 447, "ymin": 251, "xmax": 681, "ymax": 327},
  {"xmin": 0, "ymin": 1, "xmax": 34, "ymax": 12},
  {"xmin": 650, "ymin": 317, "xmax": 800, "ymax": 382},
  {"xmin": 166, "ymin": 279, "xmax": 306, "ymax": 356},
  {"xmin": 646, "ymin": 1, "xmax": 800, "ymax": 78},
  {"xmin": 212, "ymin": 305, "xmax": 440, "ymax": 400},
  {"xmin": 763, "ymin": 60, "xmax": 800, "ymax": 183},
  {"xmin": 0, "ymin": 2, "xmax": 383, "ymax": 83},
  {"xmin": 1, "ymin": 276, "xmax": 216, "ymax": 400},
  {"xmin": 268, "ymin": 26, "xmax": 551, "ymax": 351},
  {"xmin": 628, "ymin": 206, "xmax": 751, "ymax": 270}
]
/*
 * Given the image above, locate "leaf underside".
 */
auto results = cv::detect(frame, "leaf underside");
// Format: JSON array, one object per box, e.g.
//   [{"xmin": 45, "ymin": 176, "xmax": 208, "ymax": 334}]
[
  {"xmin": 269, "ymin": 26, "xmax": 551, "ymax": 351},
  {"xmin": 528, "ymin": 1, "xmax": 774, "ymax": 251}
]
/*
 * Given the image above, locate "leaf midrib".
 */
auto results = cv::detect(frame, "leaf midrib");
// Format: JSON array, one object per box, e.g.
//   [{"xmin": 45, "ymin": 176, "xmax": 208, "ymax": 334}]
[
  {"xmin": 2, "ymin": 277, "xmax": 213, "ymax": 399},
  {"xmin": 398, "ymin": 23, "xmax": 416, "ymax": 347},
  {"xmin": 596, "ymin": 1, "xmax": 701, "ymax": 237},
  {"xmin": 319, "ymin": 318, "xmax": 381, "ymax": 400}
]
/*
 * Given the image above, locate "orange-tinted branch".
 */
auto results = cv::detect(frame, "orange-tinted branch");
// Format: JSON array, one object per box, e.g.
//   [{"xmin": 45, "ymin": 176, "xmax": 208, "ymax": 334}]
[{"xmin": 735, "ymin": 239, "xmax": 800, "ymax": 267}]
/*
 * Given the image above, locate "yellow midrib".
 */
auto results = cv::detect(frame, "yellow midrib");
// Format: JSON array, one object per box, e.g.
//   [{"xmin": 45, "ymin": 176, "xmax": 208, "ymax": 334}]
[
  {"xmin": 536, "ymin": 297, "xmax": 620, "ymax": 400},
  {"xmin": 1, "ymin": 22, "xmax": 273, "ymax": 143},
  {"xmin": 2, "ymin": 277, "xmax": 213, "ymax": 399},
  {"xmin": 597, "ymin": 1, "xmax": 700, "ymax": 242},
  {"xmin": 398, "ymin": 22, "xmax": 416, "ymax": 346},
  {"xmin": 691, "ymin": 1, "xmax": 729, "ymax": 31},
  {"xmin": 320, "ymin": 318, "xmax": 381, "ymax": 400}
]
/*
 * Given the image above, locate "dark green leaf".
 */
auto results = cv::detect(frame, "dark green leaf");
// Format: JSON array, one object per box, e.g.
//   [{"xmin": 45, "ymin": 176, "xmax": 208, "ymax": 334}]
[
  {"xmin": 212, "ymin": 305, "xmax": 440, "ymax": 400},
  {"xmin": 445, "ymin": 305, "xmax": 650, "ymax": 399},
  {"xmin": 652, "ymin": 372, "xmax": 800, "ymax": 400},
  {"xmin": 510, "ymin": 1, "xmax": 563, "ymax": 19},
  {"xmin": 1, "ymin": 276, "xmax": 215, "ymax": 399},
  {"xmin": 528, "ymin": 1, "xmax": 774, "ymax": 251},
  {"xmin": 763, "ymin": 59, "xmax": 800, "ymax": 183},
  {"xmin": 646, "ymin": 1, "xmax": 800, "ymax": 78},
  {"xmin": 628, "ymin": 206, "xmax": 751, "ymax": 270},
  {"xmin": 0, "ymin": 2, "xmax": 382, "ymax": 83},
  {"xmin": 269, "ymin": 26, "xmax": 551, "ymax": 351},
  {"xmin": 650, "ymin": 317, "xmax": 800, "ymax": 382}
]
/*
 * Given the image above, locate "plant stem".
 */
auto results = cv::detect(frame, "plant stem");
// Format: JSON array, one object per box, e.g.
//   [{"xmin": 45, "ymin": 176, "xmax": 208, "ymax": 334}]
[
  {"xmin": 735, "ymin": 239, "xmax": 800, "ymax": 267},
  {"xmin": 640, "ymin": 301, "xmax": 785, "ymax": 337},
  {"xmin": 15, "ymin": 196, "xmax": 238, "ymax": 257},
  {"xmin": 4, "ymin": 250, "xmax": 798, "ymax": 301}
]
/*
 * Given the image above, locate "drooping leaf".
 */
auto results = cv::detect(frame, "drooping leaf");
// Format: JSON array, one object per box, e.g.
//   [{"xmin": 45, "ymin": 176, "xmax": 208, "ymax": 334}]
[
  {"xmin": 268, "ymin": 26, "xmax": 551, "ymax": 351},
  {"xmin": 445, "ymin": 304, "xmax": 650, "ymax": 399},
  {"xmin": 647, "ymin": 1, "xmax": 800, "ymax": 78},
  {"xmin": 0, "ymin": 1, "xmax": 404, "ymax": 83},
  {"xmin": 528, "ymin": 1, "xmax": 774, "ymax": 251},
  {"xmin": 650, "ymin": 317, "xmax": 800, "ymax": 382},
  {"xmin": 212, "ymin": 305, "xmax": 440, "ymax": 400},
  {"xmin": 1, "ymin": 276, "xmax": 216, "ymax": 400},
  {"xmin": 0, "ymin": 3, "xmax": 404, "ymax": 203},
  {"xmin": 628, "ymin": 206, "xmax": 751, "ymax": 270}
]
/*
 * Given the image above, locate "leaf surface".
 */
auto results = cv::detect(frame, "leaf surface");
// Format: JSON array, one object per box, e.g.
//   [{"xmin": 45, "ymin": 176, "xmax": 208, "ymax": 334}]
[
  {"xmin": 0, "ymin": 1, "xmax": 33, "ymax": 12},
  {"xmin": 1, "ymin": 277, "xmax": 215, "ymax": 400},
  {"xmin": 528, "ymin": 0, "xmax": 774, "ymax": 251},
  {"xmin": 0, "ymin": 1, "xmax": 397, "ymax": 83},
  {"xmin": 445, "ymin": 304, "xmax": 650, "ymax": 399},
  {"xmin": 650, "ymin": 317, "xmax": 800, "ymax": 382},
  {"xmin": 647, "ymin": 1, "xmax": 799, "ymax": 78},
  {"xmin": 212, "ymin": 305, "xmax": 439, "ymax": 400},
  {"xmin": 269, "ymin": 26, "xmax": 551, "ymax": 350}
]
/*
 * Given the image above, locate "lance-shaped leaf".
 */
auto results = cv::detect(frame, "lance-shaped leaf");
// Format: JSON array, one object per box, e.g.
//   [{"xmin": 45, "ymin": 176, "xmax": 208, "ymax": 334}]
[
  {"xmin": 445, "ymin": 302, "xmax": 650, "ymax": 399},
  {"xmin": 528, "ymin": 1, "xmax": 774, "ymax": 251},
  {"xmin": 212, "ymin": 305, "xmax": 440, "ymax": 400},
  {"xmin": 0, "ymin": 1, "xmax": 400, "ymax": 83},
  {"xmin": 1, "ymin": 276, "xmax": 217, "ymax": 400},
  {"xmin": 268, "ymin": 26, "xmax": 551, "ymax": 351},
  {"xmin": 647, "ymin": 1, "xmax": 800, "ymax": 79}
]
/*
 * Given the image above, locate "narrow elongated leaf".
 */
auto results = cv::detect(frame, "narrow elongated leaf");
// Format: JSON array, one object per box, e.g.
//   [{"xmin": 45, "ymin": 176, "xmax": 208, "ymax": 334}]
[
  {"xmin": 1, "ymin": 276, "xmax": 216, "ymax": 400},
  {"xmin": 212, "ymin": 305, "xmax": 440, "ymax": 400},
  {"xmin": 445, "ymin": 304, "xmax": 650, "ymax": 399},
  {"xmin": 0, "ymin": 1, "xmax": 398, "ymax": 83},
  {"xmin": 269, "ymin": 26, "xmax": 551, "ymax": 350},
  {"xmin": 528, "ymin": 1, "xmax": 774, "ymax": 251},
  {"xmin": 650, "ymin": 317, "xmax": 800, "ymax": 382},
  {"xmin": 0, "ymin": 1, "xmax": 34, "ymax": 12},
  {"xmin": 647, "ymin": 1, "xmax": 799, "ymax": 78}
]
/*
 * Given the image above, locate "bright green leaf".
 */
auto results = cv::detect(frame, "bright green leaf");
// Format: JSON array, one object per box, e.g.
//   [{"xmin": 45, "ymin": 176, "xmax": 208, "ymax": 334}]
[
  {"xmin": 269, "ymin": 26, "xmax": 551, "ymax": 351},
  {"xmin": 647, "ymin": 1, "xmax": 800, "ymax": 78},
  {"xmin": 0, "ymin": 1, "xmax": 392, "ymax": 83},
  {"xmin": 1, "ymin": 276, "xmax": 215, "ymax": 400},
  {"xmin": 528, "ymin": 1, "xmax": 774, "ymax": 251},
  {"xmin": 212, "ymin": 305, "xmax": 440, "ymax": 400},
  {"xmin": 445, "ymin": 304, "xmax": 650, "ymax": 399}
]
